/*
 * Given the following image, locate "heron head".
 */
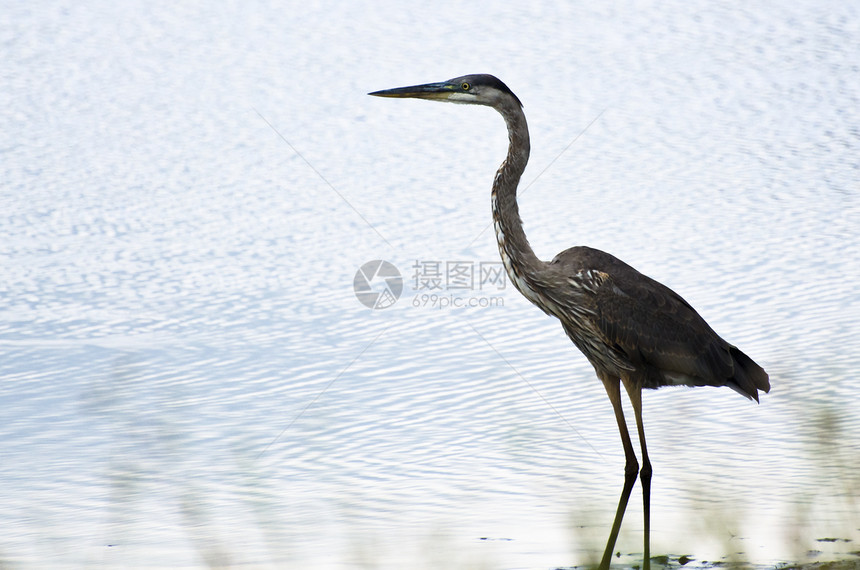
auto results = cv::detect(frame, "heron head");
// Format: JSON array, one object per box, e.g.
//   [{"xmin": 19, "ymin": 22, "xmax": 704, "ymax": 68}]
[{"xmin": 369, "ymin": 74, "xmax": 522, "ymax": 109}]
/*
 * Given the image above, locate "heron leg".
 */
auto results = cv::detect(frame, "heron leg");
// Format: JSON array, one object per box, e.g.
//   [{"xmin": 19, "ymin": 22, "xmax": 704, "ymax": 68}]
[
  {"xmin": 598, "ymin": 376, "xmax": 639, "ymax": 570},
  {"xmin": 623, "ymin": 377, "xmax": 652, "ymax": 570},
  {"xmin": 603, "ymin": 375, "xmax": 639, "ymax": 473}
]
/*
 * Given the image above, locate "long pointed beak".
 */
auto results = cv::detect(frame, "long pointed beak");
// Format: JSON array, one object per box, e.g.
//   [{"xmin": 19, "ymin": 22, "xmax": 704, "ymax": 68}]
[{"xmin": 368, "ymin": 81, "xmax": 456, "ymax": 101}]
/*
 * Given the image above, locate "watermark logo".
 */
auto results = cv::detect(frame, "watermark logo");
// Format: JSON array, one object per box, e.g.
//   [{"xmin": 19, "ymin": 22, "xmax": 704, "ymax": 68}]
[
  {"xmin": 412, "ymin": 260, "xmax": 507, "ymax": 291},
  {"xmin": 353, "ymin": 260, "xmax": 403, "ymax": 309},
  {"xmin": 354, "ymin": 259, "xmax": 506, "ymax": 309}
]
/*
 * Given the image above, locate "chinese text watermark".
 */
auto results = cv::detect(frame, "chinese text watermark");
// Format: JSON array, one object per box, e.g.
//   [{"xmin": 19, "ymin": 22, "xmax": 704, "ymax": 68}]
[{"xmin": 354, "ymin": 260, "xmax": 506, "ymax": 309}]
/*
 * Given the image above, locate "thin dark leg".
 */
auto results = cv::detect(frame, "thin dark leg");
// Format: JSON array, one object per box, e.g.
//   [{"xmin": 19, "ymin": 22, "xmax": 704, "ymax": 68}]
[
  {"xmin": 623, "ymin": 378, "xmax": 652, "ymax": 570},
  {"xmin": 598, "ymin": 376, "xmax": 639, "ymax": 570},
  {"xmin": 600, "ymin": 464, "xmax": 638, "ymax": 570}
]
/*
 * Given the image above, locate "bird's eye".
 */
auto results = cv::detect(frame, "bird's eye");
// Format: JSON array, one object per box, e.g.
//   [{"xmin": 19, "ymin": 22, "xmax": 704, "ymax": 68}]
[{"xmin": 461, "ymin": 82, "xmax": 471, "ymax": 91}]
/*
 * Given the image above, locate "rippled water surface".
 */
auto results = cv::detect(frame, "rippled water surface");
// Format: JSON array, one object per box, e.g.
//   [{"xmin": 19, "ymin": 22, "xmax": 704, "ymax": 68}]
[{"xmin": 2, "ymin": 1, "xmax": 859, "ymax": 568}]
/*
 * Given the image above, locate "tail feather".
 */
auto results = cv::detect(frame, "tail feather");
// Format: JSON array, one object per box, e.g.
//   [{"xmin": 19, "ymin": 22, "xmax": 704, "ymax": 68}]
[{"xmin": 727, "ymin": 345, "xmax": 770, "ymax": 402}]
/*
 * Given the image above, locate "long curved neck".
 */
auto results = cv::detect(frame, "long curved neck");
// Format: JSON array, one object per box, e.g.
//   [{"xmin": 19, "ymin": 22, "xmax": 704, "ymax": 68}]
[{"xmin": 492, "ymin": 103, "xmax": 544, "ymax": 290}]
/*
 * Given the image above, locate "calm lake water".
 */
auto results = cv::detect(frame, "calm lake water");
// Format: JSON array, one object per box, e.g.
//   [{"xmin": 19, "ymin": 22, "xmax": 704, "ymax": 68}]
[{"xmin": 2, "ymin": 1, "xmax": 859, "ymax": 568}]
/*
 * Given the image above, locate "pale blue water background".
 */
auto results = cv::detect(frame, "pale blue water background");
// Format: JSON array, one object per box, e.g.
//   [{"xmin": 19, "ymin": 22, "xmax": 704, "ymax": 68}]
[{"xmin": 1, "ymin": 1, "xmax": 859, "ymax": 568}]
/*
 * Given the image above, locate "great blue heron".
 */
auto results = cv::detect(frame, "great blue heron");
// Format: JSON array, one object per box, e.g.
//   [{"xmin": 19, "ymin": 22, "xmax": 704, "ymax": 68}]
[{"xmin": 369, "ymin": 74, "xmax": 770, "ymax": 569}]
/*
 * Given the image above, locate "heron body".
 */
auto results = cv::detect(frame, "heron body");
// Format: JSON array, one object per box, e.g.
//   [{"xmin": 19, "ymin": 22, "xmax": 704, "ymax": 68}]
[{"xmin": 370, "ymin": 74, "xmax": 770, "ymax": 569}]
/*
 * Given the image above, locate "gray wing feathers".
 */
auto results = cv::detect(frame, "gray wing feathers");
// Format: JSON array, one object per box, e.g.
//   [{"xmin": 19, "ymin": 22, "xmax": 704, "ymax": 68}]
[
  {"xmin": 550, "ymin": 246, "xmax": 769, "ymax": 399},
  {"xmin": 596, "ymin": 273, "xmax": 726, "ymax": 377}
]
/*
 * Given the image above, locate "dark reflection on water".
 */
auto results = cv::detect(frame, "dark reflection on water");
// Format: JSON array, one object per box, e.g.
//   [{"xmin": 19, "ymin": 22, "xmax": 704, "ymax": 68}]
[{"xmin": 2, "ymin": 0, "xmax": 859, "ymax": 568}]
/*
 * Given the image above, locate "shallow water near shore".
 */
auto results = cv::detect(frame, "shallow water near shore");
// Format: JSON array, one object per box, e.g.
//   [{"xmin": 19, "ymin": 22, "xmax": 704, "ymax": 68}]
[{"xmin": 2, "ymin": 1, "xmax": 859, "ymax": 568}]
